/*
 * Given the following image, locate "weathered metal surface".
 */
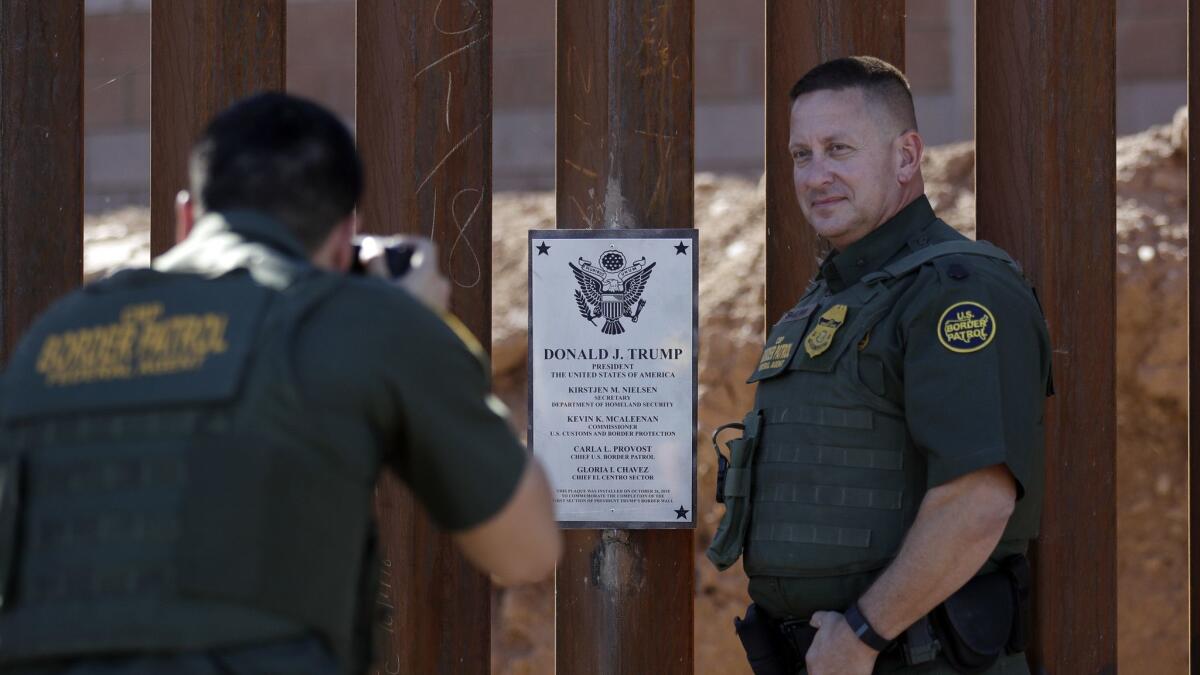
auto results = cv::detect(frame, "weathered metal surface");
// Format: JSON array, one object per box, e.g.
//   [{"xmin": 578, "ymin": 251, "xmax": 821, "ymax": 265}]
[
  {"xmin": 976, "ymin": 2, "xmax": 1117, "ymax": 672},
  {"xmin": 0, "ymin": 2, "xmax": 84, "ymax": 362},
  {"xmin": 356, "ymin": 1, "xmax": 493, "ymax": 672},
  {"xmin": 150, "ymin": 0, "xmax": 286, "ymax": 256},
  {"xmin": 763, "ymin": 0, "xmax": 904, "ymax": 325},
  {"xmin": 1189, "ymin": 0, "xmax": 1198, "ymax": 667},
  {"xmin": 556, "ymin": 1, "xmax": 694, "ymax": 672}
]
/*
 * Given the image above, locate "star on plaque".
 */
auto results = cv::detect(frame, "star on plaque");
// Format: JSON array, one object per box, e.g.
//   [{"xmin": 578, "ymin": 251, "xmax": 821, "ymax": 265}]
[
  {"xmin": 536, "ymin": 242, "xmax": 551, "ymax": 256},
  {"xmin": 674, "ymin": 241, "xmax": 689, "ymax": 255},
  {"xmin": 674, "ymin": 505, "xmax": 689, "ymax": 519}
]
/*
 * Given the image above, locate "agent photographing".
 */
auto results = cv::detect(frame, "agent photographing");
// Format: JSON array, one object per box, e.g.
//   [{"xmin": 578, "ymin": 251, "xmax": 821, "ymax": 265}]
[{"xmin": 0, "ymin": 92, "xmax": 560, "ymax": 675}]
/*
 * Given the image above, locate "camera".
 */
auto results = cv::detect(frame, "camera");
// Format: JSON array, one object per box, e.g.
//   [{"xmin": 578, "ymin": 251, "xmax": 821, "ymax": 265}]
[{"xmin": 349, "ymin": 235, "xmax": 418, "ymax": 279}]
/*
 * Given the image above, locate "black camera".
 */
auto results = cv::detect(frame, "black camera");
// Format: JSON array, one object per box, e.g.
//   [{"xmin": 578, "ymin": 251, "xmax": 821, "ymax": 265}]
[{"xmin": 349, "ymin": 235, "xmax": 419, "ymax": 279}]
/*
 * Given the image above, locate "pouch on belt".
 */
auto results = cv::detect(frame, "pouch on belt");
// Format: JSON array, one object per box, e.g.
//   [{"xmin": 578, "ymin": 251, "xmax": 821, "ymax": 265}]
[
  {"xmin": 933, "ymin": 570, "xmax": 1014, "ymax": 673},
  {"xmin": 706, "ymin": 410, "xmax": 763, "ymax": 571}
]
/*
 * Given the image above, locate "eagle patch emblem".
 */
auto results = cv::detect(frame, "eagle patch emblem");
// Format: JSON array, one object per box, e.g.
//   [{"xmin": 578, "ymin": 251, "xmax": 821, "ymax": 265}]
[
  {"xmin": 804, "ymin": 304, "xmax": 848, "ymax": 358},
  {"xmin": 569, "ymin": 248, "xmax": 656, "ymax": 335}
]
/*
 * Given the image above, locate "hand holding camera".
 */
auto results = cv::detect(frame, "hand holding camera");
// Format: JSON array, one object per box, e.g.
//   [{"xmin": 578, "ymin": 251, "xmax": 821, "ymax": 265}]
[{"xmin": 351, "ymin": 235, "xmax": 451, "ymax": 313}]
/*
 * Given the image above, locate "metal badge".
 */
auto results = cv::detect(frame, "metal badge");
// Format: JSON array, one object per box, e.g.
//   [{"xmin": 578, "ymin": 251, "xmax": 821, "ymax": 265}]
[{"xmin": 804, "ymin": 304, "xmax": 848, "ymax": 358}]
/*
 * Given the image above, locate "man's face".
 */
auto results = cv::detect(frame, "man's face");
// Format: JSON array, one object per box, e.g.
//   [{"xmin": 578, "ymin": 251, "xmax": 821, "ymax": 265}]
[{"xmin": 788, "ymin": 88, "xmax": 902, "ymax": 250}]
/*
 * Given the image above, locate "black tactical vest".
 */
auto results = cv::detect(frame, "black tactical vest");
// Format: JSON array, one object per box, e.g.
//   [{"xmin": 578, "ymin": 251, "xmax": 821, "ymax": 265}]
[
  {"xmin": 708, "ymin": 241, "xmax": 1024, "ymax": 578},
  {"xmin": 0, "ymin": 264, "xmax": 375, "ymax": 671}
]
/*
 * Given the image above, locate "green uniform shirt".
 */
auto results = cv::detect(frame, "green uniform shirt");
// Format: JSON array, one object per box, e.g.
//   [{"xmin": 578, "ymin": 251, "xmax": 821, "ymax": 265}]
[
  {"xmin": 0, "ymin": 211, "xmax": 526, "ymax": 667},
  {"xmin": 155, "ymin": 210, "xmax": 527, "ymax": 531},
  {"xmin": 749, "ymin": 195, "xmax": 1051, "ymax": 620}
]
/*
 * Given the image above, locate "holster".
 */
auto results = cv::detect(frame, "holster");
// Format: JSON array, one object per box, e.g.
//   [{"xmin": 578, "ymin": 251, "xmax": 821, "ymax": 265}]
[
  {"xmin": 931, "ymin": 556, "xmax": 1030, "ymax": 673},
  {"xmin": 1002, "ymin": 554, "xmax": 1033, "ymax": 653},
  {"xmin": 706, "ymin": 411, "xmax": 762, "ymax": 571},
  {"xmin": 733, "ymin": 603, "xmax": 802, "ymax": 675}
]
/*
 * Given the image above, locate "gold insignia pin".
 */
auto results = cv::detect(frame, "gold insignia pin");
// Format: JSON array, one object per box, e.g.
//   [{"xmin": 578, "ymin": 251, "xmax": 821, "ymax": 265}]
[
  {"xmin": 804, "ymin": 304, "xmax": 848, "ymax": 358},
  {"xmin": 857, "ymin": 331, "xmax": 871, "ymax": 351}
]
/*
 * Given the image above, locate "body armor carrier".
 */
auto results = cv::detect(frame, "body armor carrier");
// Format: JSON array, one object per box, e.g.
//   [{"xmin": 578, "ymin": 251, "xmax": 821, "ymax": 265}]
[
  {"xmin": 0, "ymin": 264, "xmax": 375, "ymax": 672},
  {"xmin": 708, "ymin": 241, "xmax": 1021, "ymax": 578}
]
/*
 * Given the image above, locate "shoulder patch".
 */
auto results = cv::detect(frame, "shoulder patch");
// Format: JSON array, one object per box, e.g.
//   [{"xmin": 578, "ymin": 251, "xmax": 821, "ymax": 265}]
[{"xmin": 937, "ymin": 301, "xmax": 996, "ymax": 353}]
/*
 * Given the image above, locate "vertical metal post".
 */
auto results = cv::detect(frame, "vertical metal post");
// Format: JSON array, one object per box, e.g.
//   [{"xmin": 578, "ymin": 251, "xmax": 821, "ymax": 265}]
[
  {"xmin": 150, "ymin": 0, "xmax": 286, "ymax": 256},
  {"xmin": 356, "ymin": 2, "xmax": 493, "ymax": 672},
  {"xmin": 976, "ymin": 2, "xmax": 1117, "ymax": 672},
  {"xmin": 763, "ymin": 0, "xmax": 904, "ymax": 323},
  {"xmin": 1189, "ymin": 0, "xmax": 1198, "ymax": 667},
  {"xmin": 0, "ymin": 2, "xmax": 84, "ymax": 361},
  {"xmin": 555, "ymin": 2, "xmax": 694, "ymax": 673}
]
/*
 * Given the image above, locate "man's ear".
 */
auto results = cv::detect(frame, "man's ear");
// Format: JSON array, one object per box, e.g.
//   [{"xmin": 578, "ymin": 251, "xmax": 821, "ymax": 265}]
[
  {"xmin": 312, "ymin": 214, "xmax": 358, "ymax": 272},
  {"xmin": 896, "ymin": 130, "xmax": 924, "ymax": 184},
  {"xmin": 174, "ymin": 190, "xmax": 195, "ymax": 244}
]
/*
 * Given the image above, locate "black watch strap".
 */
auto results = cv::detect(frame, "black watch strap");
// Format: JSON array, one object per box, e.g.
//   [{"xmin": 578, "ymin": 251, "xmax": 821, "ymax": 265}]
[{"xmin": 844, "ymin": 602, "xmax": 892, "ymax": 652}]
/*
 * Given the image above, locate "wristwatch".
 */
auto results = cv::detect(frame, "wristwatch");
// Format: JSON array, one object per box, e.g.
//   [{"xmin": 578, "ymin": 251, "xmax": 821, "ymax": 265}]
[{"xmin": 844, "ymin": 602, "xmax": 892, "ymax": 652}]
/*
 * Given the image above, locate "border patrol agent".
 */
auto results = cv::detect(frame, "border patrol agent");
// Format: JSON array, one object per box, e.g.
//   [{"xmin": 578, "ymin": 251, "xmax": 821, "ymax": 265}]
[
  {"xmin": 0, "ymin": 94, "xmax": 561, "ymax": 674},
  {"xmin": 708, "ymin": 58, "xmax": 1052, "ymax": 674}
]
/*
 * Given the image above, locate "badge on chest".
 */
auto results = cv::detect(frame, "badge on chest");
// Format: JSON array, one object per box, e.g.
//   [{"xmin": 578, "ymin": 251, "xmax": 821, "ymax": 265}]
[{"xmin": 804, "ymin": 304, "xmax": 848, "ymax": 358}]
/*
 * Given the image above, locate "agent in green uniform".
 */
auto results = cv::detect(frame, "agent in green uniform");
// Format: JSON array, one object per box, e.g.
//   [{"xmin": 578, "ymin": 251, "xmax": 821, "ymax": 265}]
[
  {"xmin": 708, "ymin": 57, "xmax": 1052, "ymax": 675},
  {"xmin": 0, "ymin": 93, "xmax": 561, "ymax": 674}
]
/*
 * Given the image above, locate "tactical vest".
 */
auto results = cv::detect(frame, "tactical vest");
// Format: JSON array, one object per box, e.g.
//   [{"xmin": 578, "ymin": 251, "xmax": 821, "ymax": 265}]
[
  {"xmin": 0, "ymin": 264, "xmax": 376, "ymax": 672},
  {"xmin": 708, "ymin": 241, "xmax": 1024, "ymax": 579}
]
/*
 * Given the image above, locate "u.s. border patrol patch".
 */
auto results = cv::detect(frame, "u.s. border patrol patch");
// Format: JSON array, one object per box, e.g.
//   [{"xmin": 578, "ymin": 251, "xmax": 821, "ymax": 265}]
[{"xmin": 938, "ymin": 301, "xmax": 996, "ymax": 353}]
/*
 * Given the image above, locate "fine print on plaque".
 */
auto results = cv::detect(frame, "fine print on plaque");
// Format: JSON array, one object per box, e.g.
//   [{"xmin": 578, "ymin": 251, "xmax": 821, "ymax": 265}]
[{"xmin": 528, "ymin": 229, "xmax": 698, "ymax": 528}]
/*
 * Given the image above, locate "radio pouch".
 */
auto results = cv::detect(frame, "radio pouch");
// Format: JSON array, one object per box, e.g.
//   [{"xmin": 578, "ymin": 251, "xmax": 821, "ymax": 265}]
[{"xmin": 706, "ymin": 411, "xmax": 762, "ymax": 571}]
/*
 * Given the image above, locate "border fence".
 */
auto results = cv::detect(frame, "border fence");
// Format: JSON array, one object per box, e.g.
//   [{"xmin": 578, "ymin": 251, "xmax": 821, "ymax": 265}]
[{"xmin": 2, "ymin": 1, "xmax": 1195, "ymax": 673}]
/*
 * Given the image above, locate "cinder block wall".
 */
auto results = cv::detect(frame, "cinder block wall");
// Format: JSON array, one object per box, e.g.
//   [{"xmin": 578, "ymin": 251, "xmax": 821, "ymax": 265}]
[{"xmin": 82, "ymin": 0, "xmax": 1187, "ymax": 208}]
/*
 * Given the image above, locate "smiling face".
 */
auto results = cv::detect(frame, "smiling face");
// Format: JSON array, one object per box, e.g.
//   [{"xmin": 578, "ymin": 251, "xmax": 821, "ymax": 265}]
[{"xmin": 788, "ymin": 87, "xmax": 921, "ymax": 250}]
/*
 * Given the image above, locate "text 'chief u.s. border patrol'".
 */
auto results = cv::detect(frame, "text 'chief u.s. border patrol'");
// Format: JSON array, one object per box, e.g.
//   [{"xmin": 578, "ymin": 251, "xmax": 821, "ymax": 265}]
[
  {"xmin": 0, "ymin": 93, "xmax": 562, "ymax": 675},
  {"xmin": 708, "ymin": 56, "xmax": 1053, "ymax": 675}
]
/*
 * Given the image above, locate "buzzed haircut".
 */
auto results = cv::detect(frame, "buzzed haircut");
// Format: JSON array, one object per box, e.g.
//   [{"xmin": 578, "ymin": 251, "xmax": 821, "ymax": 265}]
[
  {"xmin": 188, "ymin": 92, "xmax": 363, "ymax": 251},
  {"xmin": 789, "ymin": 56, "xmax": 918, "ymax": 133}
]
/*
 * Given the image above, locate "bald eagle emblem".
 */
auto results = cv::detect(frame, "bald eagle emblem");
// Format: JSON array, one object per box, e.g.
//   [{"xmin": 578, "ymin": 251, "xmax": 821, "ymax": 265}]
[{"xmin": 569, "ymin": 248, "xmax": 656, "ymax": 335}]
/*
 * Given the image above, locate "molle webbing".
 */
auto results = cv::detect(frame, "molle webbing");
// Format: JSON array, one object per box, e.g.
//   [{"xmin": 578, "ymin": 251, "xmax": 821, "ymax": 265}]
[
  {"xmin": 753, "ymin": 483, "xmax": 903, "ymax": 511},
  {"xmin": 0, "ymin": 271, "xmax": 371, "ymax": 668},
  {"xmin": 735, "ymin": 239, "xmax": 1013, "ymax": 579},
  {"xmin": 751, "ymin": 522, "xmax": 872, "ymax": 549},
  {"xmin": 760, "ymin": 406, "xmax": 872, "ymax": 430},
  {"xmin": 757, "ymin": 445, "xmax": 903, "ymax": 471}
]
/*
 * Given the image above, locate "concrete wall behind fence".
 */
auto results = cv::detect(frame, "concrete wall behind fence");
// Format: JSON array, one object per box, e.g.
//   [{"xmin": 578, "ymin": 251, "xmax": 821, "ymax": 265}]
[{"xmin": 83, "ymin": 0, "xmax": 1187, "ymax": 209}]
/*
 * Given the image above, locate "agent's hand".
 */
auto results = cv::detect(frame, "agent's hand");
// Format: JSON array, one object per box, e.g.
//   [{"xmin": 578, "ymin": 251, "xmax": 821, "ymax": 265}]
[
  {"xmin": 805, "ymin": 611, "xmax": 879, "ymax": 675},
  {"xmin": 360, "ymin": 237, "xmax": 451, "ymax": 313}
]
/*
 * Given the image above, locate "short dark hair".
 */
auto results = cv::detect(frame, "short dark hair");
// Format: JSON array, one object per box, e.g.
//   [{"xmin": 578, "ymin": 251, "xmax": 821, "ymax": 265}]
[
  {"xmin": 189, "ymin": 92, "xmax": 363, "ymax": 251},
  {"xmin": 788, "ymin": 56, "xmax": 917, "ymax": 132}
]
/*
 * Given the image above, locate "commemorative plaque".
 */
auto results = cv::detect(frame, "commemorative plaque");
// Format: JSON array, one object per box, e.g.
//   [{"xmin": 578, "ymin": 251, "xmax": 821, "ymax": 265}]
[{"xmin": 528, "ymin": 229, "xmax": 697, "ymax": 528}]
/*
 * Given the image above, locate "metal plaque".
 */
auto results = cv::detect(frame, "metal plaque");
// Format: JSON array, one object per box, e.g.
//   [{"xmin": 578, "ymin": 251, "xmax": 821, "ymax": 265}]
[{"xmin": 529, "ymin": 229, "xmax": 697, "ymax": 528}]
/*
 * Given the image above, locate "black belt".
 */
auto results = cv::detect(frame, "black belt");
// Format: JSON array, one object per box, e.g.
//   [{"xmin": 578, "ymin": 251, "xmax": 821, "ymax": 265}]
[{"xmin": 777, "ymin": 614, "xmax": 942, "ymax": 669}]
